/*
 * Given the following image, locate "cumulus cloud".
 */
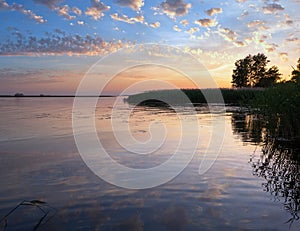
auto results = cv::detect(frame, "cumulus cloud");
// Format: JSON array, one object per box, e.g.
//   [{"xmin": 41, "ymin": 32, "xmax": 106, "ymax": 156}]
[
  {"xmin": 20, "ymin": 8, "xmax": 46, "ymax": 23},
  {"xmin": 237, "ymin": 10, "xmax": 248, "ymax": 20},
  {"xmin": 180, "ymin": 19, "xmax": 189, "ymax": 26},
  {"xmin": 194, "ymin": 18, "xmax": 217, "ymax": 27},
  {"xmin": 114, "ymin": 0, "xmax": 144, "ymax": 11},
  {"xmin": 286, "ymin": 37, "xmax": 300, "ymax": 43},
  {"xmin": 32, "ymin": 0, "xmax": 61, "ymax": 9},
  {"xmin": 72, "ymin": 7, "xmax": 82, "ymax": 15},
  {"xmin": 173, "ymin": 25, "xmax": 181, "ymax": 32},
  {"xmin": 56, "ymin": 5, "xmax": 76, "ymax": 20},
  {"xmin": 0, "ymin": 0, "xmax": 9, "ymax": 9},
  {"xmin": 110, "ymin": 13, "xmax": 144, "ymax": 24},
  {"xmin": 262, "ymin": 3, "xmax": 284, "ymax": 14},
  {"xmin": 248, "ymin": 31, "xmax": 279, "ymax": 53},
  {"xmin": 216, "ymin": 27, "xmax": 246, "ymax": 47},
  {"xmin": 218, "ymin": 27, "xmax": 237, "ymax": 42},
  {"xmin": 279, "ymin": 52, "xmax": 288, "ymax": 62},
  {"xmin": 234, "ymin": 41, "xmax": 246, "ymax": 47},
  {"xmin": 265, "ymin": 43, "xmax": 278, "ymax": 52},
  {"xmin": 185, "ymin": 27, "xmax": 199, "ymax": 35},
  {"xmin": 236, "ymin": 0, "xmax": 248, "ymax": 2},
  {"xmin": 149, "ymin": 22, "xmax": 160, "ymax": 28},
  {"xmin": 85, "ymin": 0, "xmax": 110, "ymax": 20},
  {"xmin": 0, "ymin": 30, "xmax": 132, "ymax": 56},
  {"xmin": 247, "ymin": 20, "xmax": 266, "ymax": 28},
  {"xmin": 33, "ymin": 0, "xmax": 81, "ymax": 20},
  {"xmin": 0, "ymin": 1, "xmax": 46, "ymax": 23},
  {"xmin": 205, "ymin": 8, "xmax": 222, "ymax": 16},
  {"xmin": 158, "ymin": 0, "xmax": 191, "ymax": 18}
]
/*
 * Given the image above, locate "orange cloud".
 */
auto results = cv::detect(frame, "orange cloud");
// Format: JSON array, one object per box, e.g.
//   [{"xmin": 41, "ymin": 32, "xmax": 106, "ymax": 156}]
[
  {"xmin": 85, "ymin": 0, "xmax": 110, "ymax": 20},
  {"xmin": 194, "ymin": 18, "xmax": 217, "ymax": 27}
]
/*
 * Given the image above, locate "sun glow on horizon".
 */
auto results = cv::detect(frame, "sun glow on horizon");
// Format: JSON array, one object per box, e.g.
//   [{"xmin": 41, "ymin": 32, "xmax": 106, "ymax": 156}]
[{"xmin": 0, "ymin": 0, "xmax": 299, "ymax": 94}]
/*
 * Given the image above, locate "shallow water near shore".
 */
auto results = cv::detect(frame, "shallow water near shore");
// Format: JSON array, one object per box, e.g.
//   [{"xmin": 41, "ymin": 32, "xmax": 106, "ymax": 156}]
[{"xmin": 0, "ymin": 97, "xmax": 299, "ymax": 230}]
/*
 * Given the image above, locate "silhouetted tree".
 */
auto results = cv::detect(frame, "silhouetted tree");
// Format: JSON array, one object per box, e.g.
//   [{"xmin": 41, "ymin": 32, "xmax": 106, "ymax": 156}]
[
  {"xmin": 255, "ymin": 66, "xmax": 282, "ymax": 87},
  {"xmin": 232, "ymin": 53, "xmax": 278, "ymax": 88},
  {"xmin": 14, "ymin": 92, "xmax": 24, "ymax": 97},
  {"xmin": 291, "ymin": 58, "xmax": 300, "ymax": 83},
  {"xmin": 250, "ymin": 53, "xmax": 269, "ymax": 86},
  {"xmin": 232, "ymin": 55, "xmax": 251, "ymax": 88}
]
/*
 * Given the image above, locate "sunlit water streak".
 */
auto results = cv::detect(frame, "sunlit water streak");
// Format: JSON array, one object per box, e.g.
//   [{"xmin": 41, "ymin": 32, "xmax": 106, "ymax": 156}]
[{"xmin": 0, "ymin": 97, "xmax": 298, "ymax": 230}]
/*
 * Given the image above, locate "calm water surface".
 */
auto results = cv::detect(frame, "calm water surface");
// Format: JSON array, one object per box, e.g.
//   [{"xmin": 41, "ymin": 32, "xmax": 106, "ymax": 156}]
[{"xmin": 0, "ymin": 97, "xmax": 299, "ymax": 230}]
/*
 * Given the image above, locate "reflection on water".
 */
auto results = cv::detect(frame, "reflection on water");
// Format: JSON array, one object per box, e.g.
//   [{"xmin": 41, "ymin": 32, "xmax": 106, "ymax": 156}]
[
  {"xmin": 232, "ymin": 110, "xmax": 300, "ymax": 226},
  {"xmin": 252, "ymin": 141, "xmax": 300, "ymax": 226},
  {"xmin": 231, "ymin": 112, "xmax": 264, "ymax": 144},
  {"xmin": 0, "ymin": 97, "xmax": 299, "ymax": 230}
]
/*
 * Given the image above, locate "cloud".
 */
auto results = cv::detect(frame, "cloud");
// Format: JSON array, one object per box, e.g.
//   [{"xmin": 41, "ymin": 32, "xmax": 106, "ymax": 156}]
[
  {"xmin": 0, "ymin": 2, "xmax": 46, "ymax": 23},
  {"xmin": 149, "ymin": 22, "xmax": 160, "ymax": 28},
  {"xmin": 218, "ymin": 27, "xmax": 237, "ymax": 42},
  {"xmin": 194, "ymin": 18, "xmax": 217, "ymax": 27},
  {"xmin": 85, "ymin": 0, "xmax": 110, "ymax": 20},
  {"xmin": 205, "ymin": 8, "xmax": 222, "ymax": 16},
  {"xmin": 72, "ymin": 7, "xmax": 82, "ymax": 15},
  {"xmin": 249, "ymin": 31, "xmax": 279, "ymax": 53},
  {"xmin": 262, "ymin": 3, "xmax": 284, "ymax": 14},
  {"xmin": 32, "ymin": 0, "xmax": 61, "ymax": 9},
  {"xmin": 180, "ymin": 19, "xmax": 189, "ymax": 26},
  {"xmin": 279, "ymin": 52, "xmax": 288, "ymax": 62},
  {"xmin": 110, "ymin": 13, "xmax": 144, "ymax": 24},
  {"xmin": 77, "ymin": 20, "xmax": 85, "ymax": 25},
  {"xmin": 236, "ymin": 0, "xmax": 248, "ymax": 2},
  {"xmin": 13, "ymin": 3, "xmax": 46, "ymax": 23},
  {"xmin": 0, "ymin": 0, "xmax": 9, "ymax": 9},
  {"xmin": 247, "ymin": 20, "xmax": 266, "ymax": 28},
  {"xmin": 158, "ymin": 0, "xmax": 191, "ymax": 18},
  {"xmin": 234, "ymin": 41, "xmax": 246, "ymax": 47},
  {"xmin": 114, "ymin": 0, "xmax": 144, "ymax": 11},
  {"xmin": 237, "ymin": 10, "xmax": 248, "ymax": 20},
  {"xmin": 285, "ymin": 37, "xmax": 300, "ymax": 43},
  {"xmin": 0, "ymin": 30, "xmax": 132, "ymax": 56},
  {"xmin": 185, "ymin": 27, "xmax": 199, "ymax": 35},
  {"xmin": 265, "ymin": 43, "xmax": 278, "ymax": 52},
  {"xmin": 173, "ymin": 25, "xmax": 181, "ymax": 32},
  {"xmin": 56, "ymin": 5, "xmax": 76, "ymax": 20},
  {"xmin": 0, "ymin": 69, "xmax": 64, "ymax": 84},
  {"xmin": 33, "ymin": 1, "xmax": 81, "ymax": 20},
  {"xmin": 21, "ymin": 9, "xmax": 46, "ymax": 23}
]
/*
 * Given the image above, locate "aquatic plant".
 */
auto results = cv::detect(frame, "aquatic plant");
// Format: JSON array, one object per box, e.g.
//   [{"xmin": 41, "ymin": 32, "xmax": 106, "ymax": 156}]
[
  {"xmin": 126, "ymin": 88, "xmax": 263, "ymax": 105},
  {"xmin": 252, "ymin": 82, "xmax": 300, "ymax": 141}
]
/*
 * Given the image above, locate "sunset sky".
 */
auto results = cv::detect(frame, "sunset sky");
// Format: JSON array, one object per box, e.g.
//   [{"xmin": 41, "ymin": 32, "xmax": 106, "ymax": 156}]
[{"xmin": 0, "ymin": 0, "xmax": 299, "ymax": 95}]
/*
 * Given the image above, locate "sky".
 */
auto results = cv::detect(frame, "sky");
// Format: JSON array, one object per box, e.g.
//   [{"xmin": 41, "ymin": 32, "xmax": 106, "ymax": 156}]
[{"xmin": 0, "ymin": 0, "xmax": 299, "ymax": 95}]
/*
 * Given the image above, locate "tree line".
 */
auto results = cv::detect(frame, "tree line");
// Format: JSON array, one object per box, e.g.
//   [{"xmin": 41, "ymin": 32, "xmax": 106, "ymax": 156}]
[{"xmin": 232, "ymin": 53, "xmax": 300, "ymax": 88}]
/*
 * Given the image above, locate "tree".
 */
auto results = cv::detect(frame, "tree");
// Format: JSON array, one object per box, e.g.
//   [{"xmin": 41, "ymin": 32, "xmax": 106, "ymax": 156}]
[
  {"xmin": 232, "ymin": 53, "xmax": 281, "ymax": 88},
  {"xmin": 291, "ymin": 58, "xmax": 300, "ymax": 83},
  {"xmin": 255, "ymin": 66, "xmax": 281, "ymax": 87},
  {"xmin": 250, "ymin": 53, "xmax": 269, "ymax": 86},
  {"xmin": 231, "ymin": 55, "xmax": 251, "ymax": 88}
]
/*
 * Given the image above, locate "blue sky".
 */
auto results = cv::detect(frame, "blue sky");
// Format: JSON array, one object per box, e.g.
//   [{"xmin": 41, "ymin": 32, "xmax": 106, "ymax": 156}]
[{"xmin": 0, "ymin": 0, "xmax": 299, "ymax": 94}]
